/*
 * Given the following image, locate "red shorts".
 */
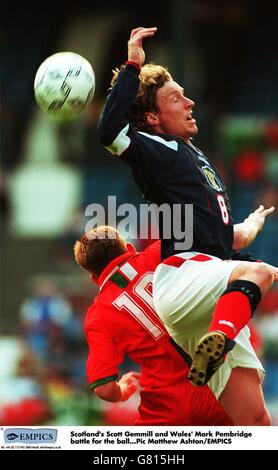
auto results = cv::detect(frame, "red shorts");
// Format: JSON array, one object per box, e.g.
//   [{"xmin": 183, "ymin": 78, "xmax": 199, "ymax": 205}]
[{"xmin": 135, "ymin": 382, "xmax": 233, "ymax": 426}]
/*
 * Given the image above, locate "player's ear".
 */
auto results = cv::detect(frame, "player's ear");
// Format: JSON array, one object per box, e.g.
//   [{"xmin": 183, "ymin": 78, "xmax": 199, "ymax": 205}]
[{"xmin": 145, "ymin": 112, "xmax": 159, "ymax": 127}]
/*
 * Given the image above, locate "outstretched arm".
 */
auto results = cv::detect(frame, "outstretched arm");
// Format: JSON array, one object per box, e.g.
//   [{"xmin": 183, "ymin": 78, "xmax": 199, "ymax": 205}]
[
  {"xmin": 233, "ymin": 205, "xmax": 275, "ymax": 251},
  {"xmin": 94, "ymin": 371, "xmax": 140, "ymax": 403}
]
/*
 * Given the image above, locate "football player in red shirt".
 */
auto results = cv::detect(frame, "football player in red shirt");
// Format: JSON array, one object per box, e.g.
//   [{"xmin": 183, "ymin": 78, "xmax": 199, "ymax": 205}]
[{"xmin": 74, "ymin": 225, "xmax": 232, "ymax": 425}]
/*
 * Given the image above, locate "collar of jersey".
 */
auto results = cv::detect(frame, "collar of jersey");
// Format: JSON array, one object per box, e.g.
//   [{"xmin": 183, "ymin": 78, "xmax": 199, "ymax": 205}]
[
  {"xmin": 147, "ymin": 131, "xmax": 183, "ymax": 143},
  {"xmin": 98, "ymin": 249, "xmax": 137, "ymax": 291}
]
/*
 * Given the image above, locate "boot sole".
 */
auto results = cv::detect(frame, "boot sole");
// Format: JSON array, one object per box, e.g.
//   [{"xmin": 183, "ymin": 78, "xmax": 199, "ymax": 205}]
[{"xmin": 188, "ymin": 332, "xmax": 226, "ymax": 387}]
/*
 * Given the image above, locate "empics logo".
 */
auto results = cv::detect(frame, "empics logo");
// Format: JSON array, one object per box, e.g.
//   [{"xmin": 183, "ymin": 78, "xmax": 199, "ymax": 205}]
[
  {"xmin": 6, "ymin": 433, "xmax": 19, "ymax": 441},
  {"xmin": 4, "ymin": 428, "xmax": 57, "ymax": 444}
]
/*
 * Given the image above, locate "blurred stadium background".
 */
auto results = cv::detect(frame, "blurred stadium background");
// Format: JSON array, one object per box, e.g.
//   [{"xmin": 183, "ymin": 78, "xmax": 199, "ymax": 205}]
[{"xmin": 1, "ymin": 0, "xmax": 277, "ymax": 426}]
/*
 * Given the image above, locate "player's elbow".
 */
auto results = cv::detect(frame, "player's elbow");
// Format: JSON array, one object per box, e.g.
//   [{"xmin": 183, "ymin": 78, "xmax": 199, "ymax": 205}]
[
  {"xmin": 97, "ymin": 117, "xmax": 106, "ymax": 145},
  {"xmin": 97, "ymin": 116, "xmax": 112, "ymax": 147},
  {"xmin": 94, "ymin": 381, "xmax": 121, "ymax": 403}
]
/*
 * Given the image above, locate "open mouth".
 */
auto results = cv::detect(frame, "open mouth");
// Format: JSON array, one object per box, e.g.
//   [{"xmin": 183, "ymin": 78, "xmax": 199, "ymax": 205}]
[{"xmin": 186, "ymin": 114, "xmax": 196, "ymax": 123}]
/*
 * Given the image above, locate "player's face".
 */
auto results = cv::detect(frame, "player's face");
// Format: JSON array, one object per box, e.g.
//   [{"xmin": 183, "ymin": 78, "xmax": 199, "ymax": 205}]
[{"xmin": 154, "ymin": 81, "xmax": 198, "ymax": 141}]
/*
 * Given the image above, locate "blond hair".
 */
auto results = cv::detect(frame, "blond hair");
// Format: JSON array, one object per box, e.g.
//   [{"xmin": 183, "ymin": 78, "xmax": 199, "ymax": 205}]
[
  {"xmin": 111, "ymin": 63, "xmax": 172, "ymax": 131},
  {"xmin": 74, "ymin": 226, "xmax": 127, "ymax": 277}
]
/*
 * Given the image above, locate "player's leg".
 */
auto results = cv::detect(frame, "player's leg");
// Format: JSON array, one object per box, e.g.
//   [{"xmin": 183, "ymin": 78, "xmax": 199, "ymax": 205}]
[
  {"xmin": 189, "ymin": 262, "xmax": 274, "ymax": 387},
  {"xmin": 208, "ymin": 262, "xmax": 274, "ymax": 339},
  {"xmin": 153, "ymin": 256, "xmax": 272, "ymax": 389},
  {"xmin": 219, "ymin": 367, "xmax": 271, "ymax": 426},
  {"xmin": 228, "ymin": 261, "xmax": 274, "ymax": 295},
  {"xmin": 153, "ymin": 255, "xmax": 240, "ymax": 386}
]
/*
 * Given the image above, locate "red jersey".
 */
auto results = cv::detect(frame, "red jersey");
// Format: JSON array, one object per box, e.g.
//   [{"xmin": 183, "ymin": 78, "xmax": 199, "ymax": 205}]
[{"xmin": 85, "ymin": 241, "xmax": 232, "ymax": 425}]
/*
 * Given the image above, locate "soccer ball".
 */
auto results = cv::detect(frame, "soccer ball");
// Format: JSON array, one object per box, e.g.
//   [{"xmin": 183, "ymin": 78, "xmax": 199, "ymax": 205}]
[{"xmin": 34, "ymin": 52, "xmax": 95, "ymax": 120}]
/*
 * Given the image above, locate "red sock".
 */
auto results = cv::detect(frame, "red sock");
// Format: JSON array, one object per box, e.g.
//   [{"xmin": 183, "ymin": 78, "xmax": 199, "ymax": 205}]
[{"xmin": 208, "ymin": 291, "xmax": 252, "ymax": 340}]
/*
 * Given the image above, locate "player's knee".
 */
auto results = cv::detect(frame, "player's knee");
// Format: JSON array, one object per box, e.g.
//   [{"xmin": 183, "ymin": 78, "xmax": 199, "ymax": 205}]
[{"xmin": 246, "ymin": 263, "xmax": 274, "ymax": 292}]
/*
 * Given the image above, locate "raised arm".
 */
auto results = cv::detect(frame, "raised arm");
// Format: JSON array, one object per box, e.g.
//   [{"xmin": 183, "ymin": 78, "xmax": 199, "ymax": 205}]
[
  {"xmin": 233, "ymin": 204, "xmax": 275, "ymax": 251},
  {"xmin": 97, "ymin": 27, "xmax": 157, "ymax": 151}
]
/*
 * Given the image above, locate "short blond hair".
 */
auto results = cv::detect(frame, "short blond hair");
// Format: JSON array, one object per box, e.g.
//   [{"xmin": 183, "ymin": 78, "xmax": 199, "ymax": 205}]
[
  {"xmin": 111, "ymin": 63, "xmax": 172, "ymax": 131},
  {"xmin": 74, "ymin": 226, "xmax": 127, "ymax": 277}
]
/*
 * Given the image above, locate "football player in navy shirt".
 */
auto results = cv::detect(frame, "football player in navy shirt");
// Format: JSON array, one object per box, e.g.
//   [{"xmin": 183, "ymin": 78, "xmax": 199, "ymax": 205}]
[{"xmin": 98, "ymin": 27, "xmax": 277, "ymax": 424}]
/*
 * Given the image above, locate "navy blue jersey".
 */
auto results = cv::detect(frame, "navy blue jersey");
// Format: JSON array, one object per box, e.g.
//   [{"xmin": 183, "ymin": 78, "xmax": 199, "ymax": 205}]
[{"xmin": 98, "ymin": 63, "xmax": 234, "ymax": 260}]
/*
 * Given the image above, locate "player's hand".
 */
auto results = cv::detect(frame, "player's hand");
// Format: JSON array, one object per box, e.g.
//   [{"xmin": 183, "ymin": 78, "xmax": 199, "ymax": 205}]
[
  {"xmin": 245, "ymin": 205, "xmax": 275, "ymax": 232},
  {"xmin": 119, "ymin": 371, "xmax": 140, "ymax": 401},
  {"xmin": 128, "ymin": 27, "xmax": 157, "ymax": 66}
]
